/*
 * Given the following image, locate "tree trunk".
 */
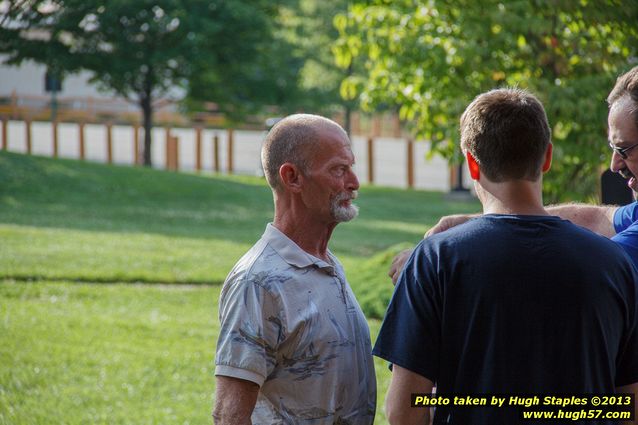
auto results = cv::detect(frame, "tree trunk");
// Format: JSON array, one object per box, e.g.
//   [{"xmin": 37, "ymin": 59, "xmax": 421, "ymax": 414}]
[
  {"xmin": 344, "ymin": 103, "xmax": 352, "ymax": 138},
  {"xmin": 141, "ymin": 95, "xmax": 153, "ymax": 167},
  {"xmin": 139, "ymin": 70, "xmax": 154, "ymax": 167}
]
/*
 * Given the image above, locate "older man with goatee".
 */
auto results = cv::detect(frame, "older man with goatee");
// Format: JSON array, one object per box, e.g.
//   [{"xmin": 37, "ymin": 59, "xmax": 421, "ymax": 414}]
[{"xmin": 213, "ymin": 114, "xmax": 376, "ymax": 425}]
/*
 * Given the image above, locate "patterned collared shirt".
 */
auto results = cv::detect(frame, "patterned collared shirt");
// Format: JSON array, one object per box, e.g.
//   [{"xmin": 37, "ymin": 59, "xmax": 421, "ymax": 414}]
[{"xmin": 215, "ymin": 223, "xmax": 376, "ymax": 425}]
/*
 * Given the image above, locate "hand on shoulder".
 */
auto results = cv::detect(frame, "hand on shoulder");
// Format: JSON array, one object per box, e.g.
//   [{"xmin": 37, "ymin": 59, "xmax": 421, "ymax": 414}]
[
  {"xmin": 425, "ymin": 214, "xmax": 474, "ymax": 238},
  {"xmin": 387, "ymin": 214, "xmax": 475, "ymax": 286}
]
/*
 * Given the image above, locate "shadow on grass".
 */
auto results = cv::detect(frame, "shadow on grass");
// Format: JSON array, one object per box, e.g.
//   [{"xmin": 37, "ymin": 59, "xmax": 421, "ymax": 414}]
[
  {"xmin": 0, "ymin": 151, "xmax": 480, "ymax": 257},
  {"xmin": 3, "ymin": 275, "xmax": 218, "ymax": 285}
]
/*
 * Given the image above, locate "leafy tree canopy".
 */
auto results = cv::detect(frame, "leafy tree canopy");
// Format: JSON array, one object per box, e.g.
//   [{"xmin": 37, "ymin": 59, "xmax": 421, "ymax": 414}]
[
  {"xmin": 334, "ymin": 0, "xmax": 638, "ymax": 201},
  {"xmin": 186, "ymin": 0, "xmax": 354, "ymax": 121},
  {"xmin": 0, "ymin": 0, "xmax": 296, "ymax": 165},
  {"xmin": 284, "ymin": 0, "xmax": 352, "ymax": 113}
]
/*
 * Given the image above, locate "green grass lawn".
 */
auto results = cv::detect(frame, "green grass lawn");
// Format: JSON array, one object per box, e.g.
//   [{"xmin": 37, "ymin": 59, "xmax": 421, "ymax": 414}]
[
  {"xmin": 0, "ymin": 281, "xmax": 217, "ymax": 425},
  {"xmin": 0, "ymin": 151, "xmax": 480, "ymax": 424}
]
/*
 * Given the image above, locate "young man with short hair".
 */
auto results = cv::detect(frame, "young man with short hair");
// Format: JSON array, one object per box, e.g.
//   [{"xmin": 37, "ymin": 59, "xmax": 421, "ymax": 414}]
[{"xmin": 375, "ymin": 89, "xmax": 638, "ymax": 424}]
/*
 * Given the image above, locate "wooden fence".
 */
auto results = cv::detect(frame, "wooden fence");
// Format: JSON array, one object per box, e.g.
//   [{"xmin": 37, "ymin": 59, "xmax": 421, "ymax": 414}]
[
  {"xmin": 0, "ymin": 119, "xmax": 464, "ymax": 191},
  {"xmin": 0, "ymin": 92, "xmax": 197, "ymax": 127},
  {"xmin": 0, "ymin": 92, "xmax": 407, "ymax": 136}
]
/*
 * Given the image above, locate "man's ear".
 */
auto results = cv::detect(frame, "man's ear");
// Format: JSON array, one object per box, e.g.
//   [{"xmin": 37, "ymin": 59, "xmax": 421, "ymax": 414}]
[
  {"xmin": 466, "ymin": 151, "xmax": 480, "ymax": 180},
  {"xmin": 279, "ymin": 163, "xmax": 303, "ymax": 192},
  {"xmin": 542, "ymin": 143, "xmax": 553, "ymax": 173}
]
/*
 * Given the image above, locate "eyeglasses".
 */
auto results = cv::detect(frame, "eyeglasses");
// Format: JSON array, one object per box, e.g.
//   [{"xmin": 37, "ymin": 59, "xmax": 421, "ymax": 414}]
[{"xmin": 609, "ymin": 141, "xmax": 638, "ymax": 159}]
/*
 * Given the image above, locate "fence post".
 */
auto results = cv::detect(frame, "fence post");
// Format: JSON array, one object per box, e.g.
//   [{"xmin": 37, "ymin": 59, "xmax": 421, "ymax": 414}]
[
  {"xmin": 164, "ymin": 127, "xmax": 171, "ymax": 170},
  {"xmin": 213, "ymin": 133, "xmax": 220, "ymax": 172},
  {"xmin": 195, "ymin": 126, "xmax": 202, "ymax": 171},
  {"xmin": 227, "ymin": 128, "xmax": 234, "ymax": 174},
  {"xmin": 393, "ymin": 114, "xmax": 402, "ymax": 138},
  {"xmin": 167, "ymin": 136, "xmax": 179, "ymax": 171},
  {"xmin": 25, "ymin": 119, "xmax": 32, "ymax": 154},
  {"xmin": 133, "ymin": 125, "xmax": 140, "ymax": 165},
  {"xmin": 106, "ymin": 123, "xmax": 113, "ymax": 164},
  {"xmin": 52, "ymin": 120, "xmax": 59, "ymax": 158},
  {"xmin": 169, "ymin": 136, "xmax": 179, "ymax": 171},
  {"xmin": 352, "ymin": 112, "xmax": 361, "ymax": 135},
  {"xmin": 174, "ymin": 136, "xmax": 179, "ymax": 171},
  {"xmin": 367, "ymin": 137, "xmax": 374, "ymax": 184},
  {"xmin": 10, "ymin": 91, "xmax": 17, "ymax": 118},
  {"xmin": 1, "ymin": 118, "xmax": 7, "ymax": 150},
  {"xmin": 406, "ymin": 139, "xmax": 414, "ymax": 189},
  {"xmin": 165, "ymin": 135, "xmax": 179, "ymax": 171},
  {"xmin": 372, "ymin": 115, "xmax": 382, "ymax": 137},
  {"xmin": 79, "ymin": 122, "xmax": 85, "ymax": 160}
]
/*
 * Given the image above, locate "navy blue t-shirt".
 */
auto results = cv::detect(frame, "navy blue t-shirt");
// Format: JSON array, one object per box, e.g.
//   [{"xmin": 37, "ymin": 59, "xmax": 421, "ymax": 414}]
[{"xmin": 374, "ymin": 215, "xmax": 638, "ymax": 424}]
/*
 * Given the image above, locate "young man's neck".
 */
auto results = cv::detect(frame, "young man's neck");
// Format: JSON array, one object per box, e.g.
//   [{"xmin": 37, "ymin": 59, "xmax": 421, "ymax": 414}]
[{"xmin": 478, "ymin": 179, "xmax": 548, "ymax": 216}]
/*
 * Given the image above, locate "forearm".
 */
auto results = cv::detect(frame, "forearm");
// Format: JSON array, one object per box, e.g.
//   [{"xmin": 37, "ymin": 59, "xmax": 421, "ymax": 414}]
[
  {"xmin": 212, "ymin": 410, "xmax": 252, "ymax": 425},
  {"xmin": 386, "ymin": 365, "xmax": 434, "ymax": 425},
  {"xmin": 615, "ymin": 382, "xmax": 637, "ymax": 424},
  {"xmin": 213, "ymin": 376, "xmax": 259, "ymax": 425},
  {"xmin": 546, "ymin": 203, "xmax": 617, "ymax": 238}
]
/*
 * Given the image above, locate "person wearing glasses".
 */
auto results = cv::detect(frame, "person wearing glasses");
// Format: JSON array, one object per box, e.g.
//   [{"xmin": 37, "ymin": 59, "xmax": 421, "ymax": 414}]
[
  {"xmin": 527, "ymin": 65, "xmax": 638, "ymax": 267},
  {"xmin": 389, "ymin": 65, "xmax": 638, "ymax": 284},
  {"xmin": 375, "ymin": 88, "xmax": 638, "ymax": 425}
]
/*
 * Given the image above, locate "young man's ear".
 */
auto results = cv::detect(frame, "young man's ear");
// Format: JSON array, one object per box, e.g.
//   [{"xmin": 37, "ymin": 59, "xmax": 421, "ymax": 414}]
[
  {"xmin": 279, "ymin": 163, "xmax": 303, "ymax": 192},
  {"xmin": 542, "ymin": 143, "xmax": 553, "ymax": 173},
  {"xmin": 466, "ymin": 151, "xmax": 480, "ymax": 180}
]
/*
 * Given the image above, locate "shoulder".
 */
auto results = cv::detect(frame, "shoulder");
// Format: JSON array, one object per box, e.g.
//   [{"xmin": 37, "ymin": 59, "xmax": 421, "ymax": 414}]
[
  {"xmin": 613, "ymin": 202, "xmax": 638, "ymax": 233},
  {"xmin": 616, "ymin": 201, "xmax": 638, "ymax": 216},
  {"xmin": 610, "ymin": 221, "xmax": 638, "ymax": 270},
  {"xmin": 544, "ymin": 218, "xmax": 635, "ymax": 263},
  {"xmin": 562, "ymin": 218, "xmax": 625, "ymax": 250},
  {"xmin": 614, "ymin": 219, "xmax": 638, "ymax": 241},
  {"xmin": 221, "ymin": 239, "xmax": 292, "ymax": 299},
  {"xmin": 614, "ymin": 205, "xmax": 638, "ymax": 236},
  {"xmin": 417, "ymin": 217, "xmax": 489, "ymax": 253},
  {"xmin": 554, "ymin": 221, "xmax": 638, "ymax": 282}
]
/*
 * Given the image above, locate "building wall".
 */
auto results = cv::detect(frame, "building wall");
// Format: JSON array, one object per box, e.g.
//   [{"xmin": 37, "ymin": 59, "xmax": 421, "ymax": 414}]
[{"xmin": 0, "ymin": 57, "xmax": 115, "ymax": 98}]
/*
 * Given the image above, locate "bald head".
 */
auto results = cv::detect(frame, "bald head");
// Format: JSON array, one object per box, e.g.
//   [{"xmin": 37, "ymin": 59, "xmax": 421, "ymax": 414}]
[{"xmin": 261, "ymin": 114, "xmax": 349, "ymax": 191}]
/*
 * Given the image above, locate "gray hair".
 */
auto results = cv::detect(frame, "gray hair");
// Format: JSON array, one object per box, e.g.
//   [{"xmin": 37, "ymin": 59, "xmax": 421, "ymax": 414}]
[
  {"xmin": 607, "ymin": 65, "xmax": 638, "ymax": 128},
  {"xmin": 261, "ymin": 114, "xmax": 347, "ymax": 191}
]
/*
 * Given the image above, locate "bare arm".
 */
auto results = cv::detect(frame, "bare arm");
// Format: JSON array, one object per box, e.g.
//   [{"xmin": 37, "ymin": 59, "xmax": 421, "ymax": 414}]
[
  {"xmin": 425, "ymin": 205, "xmax": 619, "ymax": 238},
  {"xmin": 385, "ymin": 364, "xmax": 435, "ymax": 425},
  {"xmin": 546, "ymin": 203, "xmax": 618, "ymax": 238},
  {"xmin": 213, "ymin": 376, "xmax": 260, "ymax": 425},
  {"xmin": 615, "ymin": 382, "xmax": 638, "ymax": 424},
  {"xmin": 424, "ymin": 213, "xmax": 479, "ymax": 238},
  {"xmin": 389, "ymin": 204, "xmax": 619, "ymax": 284}
]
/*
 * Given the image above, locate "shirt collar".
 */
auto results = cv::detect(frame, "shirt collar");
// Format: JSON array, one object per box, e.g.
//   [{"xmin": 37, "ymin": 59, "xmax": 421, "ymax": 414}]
[{"xmin": 263, "ymin": 223, "xmax": 336, "ymax": 274}]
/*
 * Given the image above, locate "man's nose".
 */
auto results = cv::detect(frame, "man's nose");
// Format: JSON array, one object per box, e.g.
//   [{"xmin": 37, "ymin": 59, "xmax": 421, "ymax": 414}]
[
  {"xmin": 347, "ymin": 169, "xmax": 360, "ymax": 191},
  {"xmin": 610, "ymin": 150, "xmax": 625, "ymax": 173}
]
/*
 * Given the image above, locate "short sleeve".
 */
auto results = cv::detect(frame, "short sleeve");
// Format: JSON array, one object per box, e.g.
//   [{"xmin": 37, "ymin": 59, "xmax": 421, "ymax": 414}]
[
  {"xmin": 611, "ymin": 224, "xmax": 638, "ymax": 271},
  {"xmin": 613, "ymin": 202, "xmax": 638, "ymax": 234},
  {"xmin": 372, "ymin": 242, "xmax": 442, "ymax": 382},
  {"xmin": 215, "ymin": 273, "xmax": 285, "ymax": 386}
]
